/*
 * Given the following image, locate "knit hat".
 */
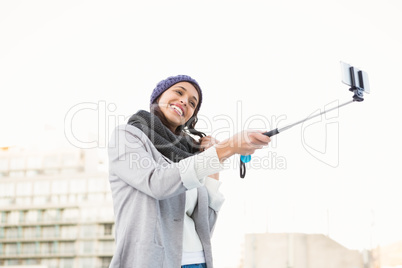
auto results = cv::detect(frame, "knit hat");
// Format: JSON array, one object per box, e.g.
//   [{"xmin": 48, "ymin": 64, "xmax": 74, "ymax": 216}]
[{"xmin": 150, "ymin": 75, "xmax": 202, "ymax": 110}]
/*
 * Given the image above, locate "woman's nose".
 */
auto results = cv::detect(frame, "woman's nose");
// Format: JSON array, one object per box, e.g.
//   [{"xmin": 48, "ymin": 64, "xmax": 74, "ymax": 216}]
[{"xmin": 180, "ymin": 100, "xmax": 187, "ymax": 106}]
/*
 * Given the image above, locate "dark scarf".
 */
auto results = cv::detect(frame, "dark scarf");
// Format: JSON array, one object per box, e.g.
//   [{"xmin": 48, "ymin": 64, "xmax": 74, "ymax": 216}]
[{"xmin": 127, "ymin": 110, "xmax": 200, "ymax": 162}]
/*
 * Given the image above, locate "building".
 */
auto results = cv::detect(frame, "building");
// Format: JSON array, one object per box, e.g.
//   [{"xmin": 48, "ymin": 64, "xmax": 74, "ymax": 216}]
[
  {"xmin": 243, "ymin": 233, "xmax": 371, "ymax": 268},
  {"xmin": 0, "ymin": 146, "xmax": 114, "ymax": 268},
  {"xmin": 374, "ymin": 240, "xmax": 402, "ymax": 268}
]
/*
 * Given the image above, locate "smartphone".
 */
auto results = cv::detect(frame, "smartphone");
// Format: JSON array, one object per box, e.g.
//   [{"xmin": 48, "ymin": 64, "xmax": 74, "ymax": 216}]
[{"xmin": 340, "ymin": 61, "xmax": 370, "ymax": 93}]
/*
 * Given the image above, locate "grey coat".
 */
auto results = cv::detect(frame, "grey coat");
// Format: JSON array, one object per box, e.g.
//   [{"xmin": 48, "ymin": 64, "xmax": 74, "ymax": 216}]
[{"xmin": 108, "ymin": 124, "xmax": 225, "ymax": 268}]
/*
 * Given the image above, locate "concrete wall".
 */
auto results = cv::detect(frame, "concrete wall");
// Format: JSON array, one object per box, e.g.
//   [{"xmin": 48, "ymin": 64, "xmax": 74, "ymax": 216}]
[
  {"xmin": 244, "ymin": 233, "xmax": 364, "ymax": 268},
  {"xmin": 375, "ymin": 241, "xmax": 402, "ymax": 267}
]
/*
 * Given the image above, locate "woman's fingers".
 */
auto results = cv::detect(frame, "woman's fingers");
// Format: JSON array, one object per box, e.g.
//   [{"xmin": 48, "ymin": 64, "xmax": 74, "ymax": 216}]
[
  {"xmin": 247, "ymin": 131, "xmax": 271, "ymax": 145},
  {"xmin": 254, "ymin": 132, "xmax": 271, "ymax": 144},
  {"xmin": 204, "ymin": 131, "xmax": 270, "ymax": 155}
]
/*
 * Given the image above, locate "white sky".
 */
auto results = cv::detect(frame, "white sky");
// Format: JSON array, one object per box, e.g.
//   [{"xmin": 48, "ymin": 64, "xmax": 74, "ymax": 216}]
[{"xmin": 1, "ymin": 0, "xmax": 402, "ymax": 266}]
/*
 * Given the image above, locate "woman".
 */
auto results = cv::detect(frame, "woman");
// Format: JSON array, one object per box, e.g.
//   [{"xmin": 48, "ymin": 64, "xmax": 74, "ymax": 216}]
[{"xmin": 108, "ymin": 75, "xmax": 271, "ymax": 268}]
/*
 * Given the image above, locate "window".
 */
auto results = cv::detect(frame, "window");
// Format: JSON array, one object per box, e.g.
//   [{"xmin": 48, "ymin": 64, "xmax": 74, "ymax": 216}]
[
  {"xmin": 26, "ymin": 170, "xmax": 39, "ymax": 177},
  {"xmin": 22, "ymin": 242, "xmax": 36, "ymax": 255},
  {"xmin": 100, "ymin": 241, "xmax": 114, "ymax": 254},
  {"xmin": 60, "ymin": 258, "xmax": 74, "ymax": 268},
  {"xmin": 79, "ymin": 257, "xmax": 93, "ymax": 268},
  {"xmin": 27, "ymin": 156, "xmax": 42, "ymax": 169},
  {"xmin": 43, "ymin": 155, "xmax": 59, "ymax": 169},
  {"xmin": 81, "ymin": 207, "xmax": 98, "ymax": 221},
  {"xmin": 6, "ymin": 227, "xmax": 18, "ymax": 239},
  {"xmin": 24, "ymin": 259, "xmax": 39, "ymax": 265},
  {"xmin": 9, "ymin": 171, "xmax": 25, "ymax": 177},
  {"xmin": 76, "ymin": 193, "xmax": 88, "ymax": 202},
  {"xmin": 10, "ymin": 157, "xmax": 25, "ymax": 170},
  {"xmin": 1, "ymin": 211, "xmax": 8, "ymax": 224},
  {"xmin": 60, "ymin": 226, "xmax": 77, "ymax": 239},
  {"xmin": 0, "ymin": 158, "xmax": 9, "ymax": 171},
  {"xmin": 7, "ymin": 211, "xmax": 19, "ymax": 224},
  {"xmin": 24, "ymin": 227, "xmax": 36, "ymax": 239},
  {"xmin": 62, "ymin": 153, "xmax": 79, "ymax": 167},
  {"xmin": 99, "ymin": 206, "xmax": 114, "ymax": 221},
  {"xmin": 62, "ymin": 208, "xmax": 79, "ymax": 222},
  {"xmin": 0, "ymin": 183, "xmax": 15, "ymax": 197},
  {"xmin": 0, "ymin": 197, "xmax": 12, "ymax": 206},
  {"xmin": 60, "ymin": 242, "xmax": 75, "ymax": 254},
  {"xmin": 16, "ymin": 184, "xmax": 32, "ymax": 205},
  {"xmin": 101, "ymin": 257, "xmax": 112, "ymax": 268},
  {"xmin": 17, "ymin": 182, "xmax": 32, "ymax": 196},
  {"xmin": 6, "ymin": 259, "xmax": 19, "ymax": 265},
  {"xmin": 5, "ymin": 243, "xmax": 17, "ymax": 256},
  {"xmin": 104, "ymin": 224, "xmax": 113, "ymax": 236},
  {"xmin": 37, "ymin": 210, "xmax": 44, "ymax": 222},
  {"xmin": 34, "ymin": 181, "xmax": 50, "ymax": 195},
  {"xmin": 59, "ymin": 194, "xmax": 68, "ymax": 204},
  {"xmin": 25, "ymin": 210, "xmax": 38, "ymax": 223},
  {"xmin": 88, "ymin": 193, "xmax": 104, "ymax": 202},
  {"xmin": 81, "ymin": 241, "xmax": 93, "ymax": 254},
  {"xmin": 19, "ymin": 211, "xmax": 26, "ymax": 223},
  {"xmin": 43, "ymin": 209, "xmax": 60, "ymax": 222},
  {"xmin": 52, "ymin": 180, "xmax": 68, "ymax": 194},
  {"xmin": 80, "ymin": 225, "xmax": 95, "ymax": 238},
  {"xmin": 16, "ymin": 196, "xmax": 31, "ymax": 205},
  {"xmin": 33, "ymin": 196, "xmax": 47, "ymax": 205},
  {"xmin": 42, "ymin": 226, "xmax": 55, "ymax": 238},
  {"xmin": 88, "ymin": 178, "xmax": 105, "ymax": 192},
  {"xmin": 41, "ymin": 257, "xmax": 58, "ymax": 268},
  {"xmin": 41, "ymin": 242, "xmax": 53, "ymax": 254},
  {"xmin": 70, "ymin": 179, "xmax": 86, "ymax": 194}
]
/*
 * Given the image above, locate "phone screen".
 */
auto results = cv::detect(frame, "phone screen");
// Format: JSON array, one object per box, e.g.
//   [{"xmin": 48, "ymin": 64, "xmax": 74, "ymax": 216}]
[{"xmin": 340, "ymin": 61, "xmax": 370, "ymax": 93}]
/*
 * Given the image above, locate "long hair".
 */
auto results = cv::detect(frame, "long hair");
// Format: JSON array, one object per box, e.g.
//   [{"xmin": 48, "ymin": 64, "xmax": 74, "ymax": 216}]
[{"xmin": 149, "ymin": 83, "xmax": 206, "ymax": 151}]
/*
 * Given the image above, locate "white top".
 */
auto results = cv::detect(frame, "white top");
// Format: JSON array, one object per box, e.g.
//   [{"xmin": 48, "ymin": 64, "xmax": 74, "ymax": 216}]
[
  {"xmin": 181, "ymin": 146, "xmax": 226, "ymax": 265},
  {"xmin": 182, "ymin": 188, "xmax": 205, "ymax": 265},
  {"xmin": 181, "ymin": 178, "xmax": 225, "ymax": 265}
]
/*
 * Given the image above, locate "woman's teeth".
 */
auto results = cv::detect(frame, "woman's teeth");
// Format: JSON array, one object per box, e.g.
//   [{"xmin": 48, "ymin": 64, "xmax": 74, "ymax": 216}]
[{"xmin": 171, "ymin": 105, "xmax": 183, "ymax": 116}]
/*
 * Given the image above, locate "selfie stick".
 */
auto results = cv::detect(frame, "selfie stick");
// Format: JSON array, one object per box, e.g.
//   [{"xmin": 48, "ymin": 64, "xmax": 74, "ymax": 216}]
[{"xmin": 240, "ymin": 62, "xmax": 370, "ymax": 178}]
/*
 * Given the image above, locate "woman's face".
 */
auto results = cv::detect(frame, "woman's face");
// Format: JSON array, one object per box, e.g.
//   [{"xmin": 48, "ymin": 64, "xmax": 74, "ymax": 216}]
[{"xmin": 156, "ymin": 82, "xmax": 200, "ymax": 132}]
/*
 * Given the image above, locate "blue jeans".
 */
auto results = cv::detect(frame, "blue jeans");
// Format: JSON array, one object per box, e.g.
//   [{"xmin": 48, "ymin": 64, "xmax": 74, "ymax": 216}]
[{"xmin": 181, "ymin": 264, "xmax": 207, "ymax": 268}]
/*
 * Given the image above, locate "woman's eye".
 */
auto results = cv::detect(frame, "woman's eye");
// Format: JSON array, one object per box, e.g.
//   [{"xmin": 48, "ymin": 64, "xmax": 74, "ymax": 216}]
[{"xmin": 176, "ymin": 90, "xmax": 195, "ymax": 107}]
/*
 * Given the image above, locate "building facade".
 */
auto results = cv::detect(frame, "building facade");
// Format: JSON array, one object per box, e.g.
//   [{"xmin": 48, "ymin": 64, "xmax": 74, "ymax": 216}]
[
  {"xmin": 243, "ymin": 233, "xmax": 370, "ymax": 268},
  {"xmin": 0, "ymin": 147, "xmax": 114, "ymax": 268}
]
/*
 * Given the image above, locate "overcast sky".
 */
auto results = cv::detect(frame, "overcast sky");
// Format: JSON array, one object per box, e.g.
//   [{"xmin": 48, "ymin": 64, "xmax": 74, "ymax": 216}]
[{"xmin": 1, "ymin": 0, "xmax": 401, "ymax": 266}]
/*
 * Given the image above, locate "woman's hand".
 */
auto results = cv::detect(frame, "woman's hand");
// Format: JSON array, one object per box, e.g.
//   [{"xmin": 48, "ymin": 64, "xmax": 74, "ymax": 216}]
[
  {"xmin": 229, "ymin": 130, "xmax": 271, "ymax": 155},
  {"xmin": 215, "ymin": 130, "xmax": 271, "ymax": 162},
  {"xmin": 199, "ymin": 135, "xmax": 220, "ymax": 152}
]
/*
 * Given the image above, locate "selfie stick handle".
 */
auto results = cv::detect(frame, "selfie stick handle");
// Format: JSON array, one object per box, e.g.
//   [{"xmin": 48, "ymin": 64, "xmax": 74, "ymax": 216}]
[{"xmin": 240, "ymin": 99, "xmax": 355, "ymax": 178}]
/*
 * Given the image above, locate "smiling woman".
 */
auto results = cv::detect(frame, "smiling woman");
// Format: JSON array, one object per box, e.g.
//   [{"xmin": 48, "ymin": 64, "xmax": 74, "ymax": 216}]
[{"xmin": 108, "ymin": 75, "xmax": 270, "ymax": 267}]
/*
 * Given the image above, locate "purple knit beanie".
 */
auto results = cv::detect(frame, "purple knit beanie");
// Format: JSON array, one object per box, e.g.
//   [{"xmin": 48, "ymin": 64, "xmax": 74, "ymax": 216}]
[{"xmin": 150, "ymin": 75, "xmax": 202, "ymax": 110}]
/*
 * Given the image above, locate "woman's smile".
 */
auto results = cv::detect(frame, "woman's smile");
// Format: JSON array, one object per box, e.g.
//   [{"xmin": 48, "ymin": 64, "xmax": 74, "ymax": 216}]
[{"xmin": 170, "ymin": 103, "xmax": 185, "ymax": 117}]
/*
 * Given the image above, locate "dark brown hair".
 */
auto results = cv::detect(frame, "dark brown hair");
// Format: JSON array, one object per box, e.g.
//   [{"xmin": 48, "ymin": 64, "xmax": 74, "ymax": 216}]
[{"xmin": 149, "ymin": 83, "xmax": 206, "ymax": 151}]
